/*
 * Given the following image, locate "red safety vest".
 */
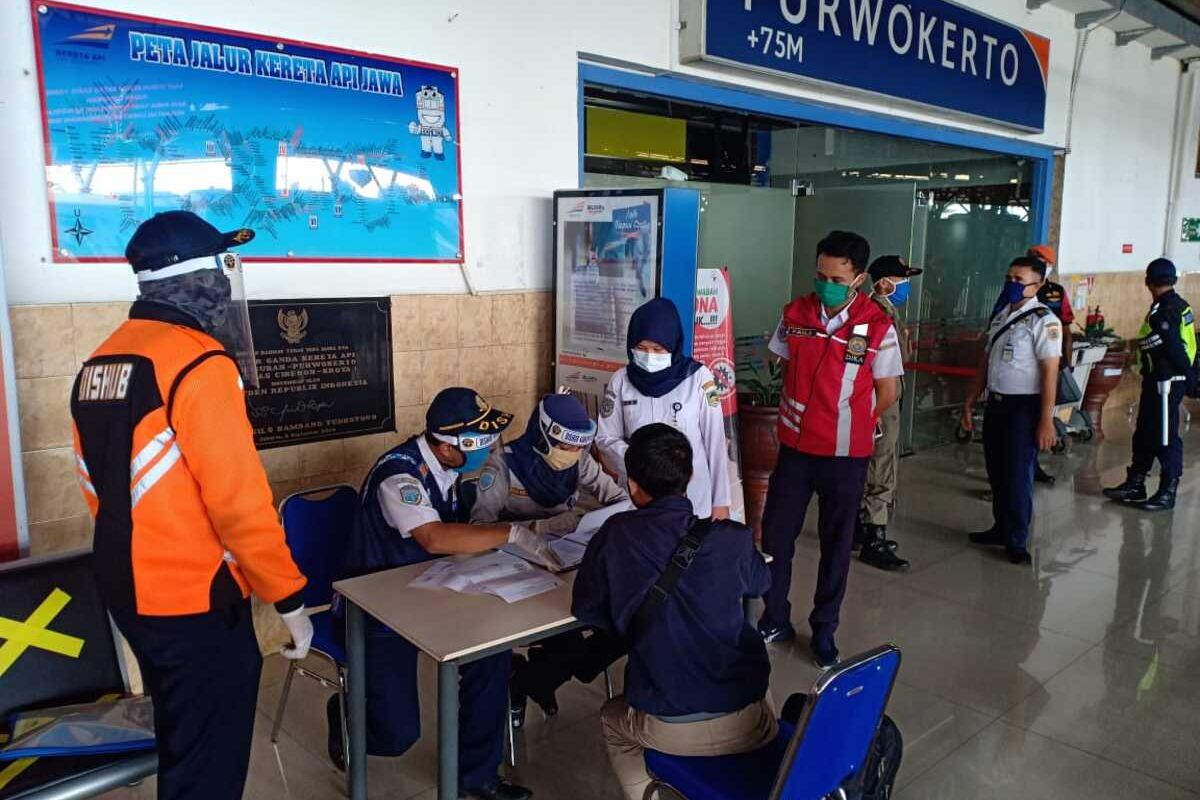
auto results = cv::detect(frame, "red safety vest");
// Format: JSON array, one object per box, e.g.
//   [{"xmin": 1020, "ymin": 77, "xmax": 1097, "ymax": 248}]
[{"xmin": 777, "ymin": 293, "xmax": 892, "ymax": 458}]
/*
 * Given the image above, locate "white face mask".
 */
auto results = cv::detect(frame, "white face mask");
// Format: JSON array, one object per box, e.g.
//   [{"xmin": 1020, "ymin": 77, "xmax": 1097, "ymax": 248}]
[{"xmin": 631, "ymin": 349, "xmax": 672, "ymax": 373}]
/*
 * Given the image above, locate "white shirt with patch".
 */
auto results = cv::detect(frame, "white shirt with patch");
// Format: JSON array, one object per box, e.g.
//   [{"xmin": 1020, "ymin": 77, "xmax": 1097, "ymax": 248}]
[
  {"xmin": 377, "ymin": 436, "xmax": 460, "ymax": 538},
  {"xmin": 984, "ymin": 299, "xmax": 1062, "ymax": 395},
  {"xmin": 767, "ymin": 297, "xmax": 905, "ymax": 380},
  {"xmin": 594, "ymin": 364, "xmax": 731, "ymax": 518}
]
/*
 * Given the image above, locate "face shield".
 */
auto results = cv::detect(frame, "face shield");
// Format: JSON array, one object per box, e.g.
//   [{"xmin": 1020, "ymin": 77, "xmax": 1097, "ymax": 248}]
[{"xmin": 212, "ymin": 252, "xmax": 258, "ymax": 388}]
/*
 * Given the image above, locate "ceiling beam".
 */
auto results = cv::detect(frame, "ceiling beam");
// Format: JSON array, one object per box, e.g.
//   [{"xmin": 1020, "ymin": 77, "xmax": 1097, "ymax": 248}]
[
  {"xmin": 1025, "ymin": 0, "xmax": 1053, "ymax": 9},
  {"xmin": 1075, "ymin": 8, "xmax": 1118, "ymax": 28},
  {"xmin": 1068, "ymin": 0, "xmax": 1200, "ymax": 53},
  {"xmin": 1152, "ymin": 43, "xmax": 1189, "ymax": 59},
  {"xmin": 1115, "ymin": 26, "xmax": 1156, "ymax": 45}
]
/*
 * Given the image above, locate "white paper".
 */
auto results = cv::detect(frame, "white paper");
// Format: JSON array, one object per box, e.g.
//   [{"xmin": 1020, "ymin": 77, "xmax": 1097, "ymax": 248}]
[
  {"xmin": 550, "ymin": 537, "xmax": 588, "ymax": 569},
  {"xmin": 409, "ymin": 551, "xmax": 563, "ymax": 603},
  {"xmin": 567, "ymin": 500, "xmax": 634, "ymax": 545},
  {"xmin": 481, "ymin": 571, "xmax": 564, "ymax": 603}
]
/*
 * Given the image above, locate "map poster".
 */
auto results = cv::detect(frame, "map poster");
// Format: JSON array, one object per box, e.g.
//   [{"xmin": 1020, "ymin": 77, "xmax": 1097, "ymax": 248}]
[
  {"xmin": 33, "ymin": 2, "xmax": 463, "ymax": 262},
  {"xmin": 553, "ymin": 191, "xmax": 662, "ymax": 410},
  {"xmin": 246, "ymin": 297, "xmax": 394, "ymax": 449},
  {"xmin": 693, "ymin": 267, "xmax": 744, "ymax": 523}
]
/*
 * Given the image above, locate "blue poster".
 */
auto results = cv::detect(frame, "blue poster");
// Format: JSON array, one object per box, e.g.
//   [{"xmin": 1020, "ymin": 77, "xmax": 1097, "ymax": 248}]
[
  {"xmin": 33, "ymin": 2, "xmax": 463, "ymax": 262},
  {"xmin": 683, "ymin": 0, "xmax": 1049, "ymax": 131}
]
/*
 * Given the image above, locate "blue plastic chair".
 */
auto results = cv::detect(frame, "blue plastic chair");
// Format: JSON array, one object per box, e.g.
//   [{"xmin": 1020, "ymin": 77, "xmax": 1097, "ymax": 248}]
[
  {"xmin": 269, "ymin": 484, "xmax": 358, "ymax": 792},
  {"xmin": 643, "ymin": 644, "xmax": 902, "ymax": 800}
]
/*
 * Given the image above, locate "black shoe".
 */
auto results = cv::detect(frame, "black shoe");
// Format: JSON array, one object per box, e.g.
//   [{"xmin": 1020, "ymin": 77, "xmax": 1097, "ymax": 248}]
[
  {"xmin": 860, "ymin": 538, "xmax": 910, "ymax": 572},
  {"xmin": 1136, "ymin": 477, "xmax": 1179, "ymax": 512},
  {"xmin": 1103, "ymin": 470, "xmax": 1148, "ymax": 503},
  {"xmin": 757, "ymin": 621, "xmax": 796, "ymax": 644},
  {"xmin": 969, "ymin": 529, "xmax": 1006, "ymax": 547},
  {"xmin": 515, "ymin": 651, "xmax": 560, "ymax": 719},
  {"xmin": 1006, "ymin": 547, "xmax": 1032, "ymax": 565},
  {"xmin": 1034, "ymin": 465, "xmax": 1056, "ymax": 485},
  {"xmin": 326, "ymin": 695, "xmax": 346, "ymax": 772},
  {"xmin": 461, "ymin": 780, "xmax": 534, "ymax": 800},
  {"xmin": 811, "ymin": 635, "xmax": 838, "ymax": 670}
]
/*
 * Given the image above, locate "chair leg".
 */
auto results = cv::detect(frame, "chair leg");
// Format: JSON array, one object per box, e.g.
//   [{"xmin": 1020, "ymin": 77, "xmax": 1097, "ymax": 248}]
[
  {"xmin": 271, "ymin": 660, "xmax": 298, "ymax": 744},
  {"xmin": 507, "ymin": 708, "xmax": 518, "ymax": 768},
  {"xmin": 338, "ymin": 666, "xmax": 352, "ymax": 797},
  {"xmin": 603, "ymin": 666, "xmax": 614, "ymax": 701}
]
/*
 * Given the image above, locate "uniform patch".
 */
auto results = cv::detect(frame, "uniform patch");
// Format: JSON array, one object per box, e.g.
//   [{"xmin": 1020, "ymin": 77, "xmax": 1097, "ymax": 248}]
[
  {"xmin": 510, "ymin": 486, "xmax": 529, "ymax": 498},
  {"xmin": 1047, "ymin": 324, "xmax": 1061, "ymax": 340},
  {"xmin": 601, "ymin": 391, "xmax": 616, "ymax": 418},
  {"xmin": 622, "ymin": 399, "xmax": 638, "ymax": 406},
  {"xmin": 702, "ymin": 380, "xmax": 720, "ymax": 407},
  {"xmin": 844, "ymin": 335, "xmax": 868, "ymax": 365},
  {"xmin": 1184, "ymin": 310, "xmax": 1195, "ymax": 325},
  {"xmin": 77, "ymin": 361, "xmax": 134, "ymax": 401},
  {"xmin": 479, "ymin": 470, "xmax": 497, "ymax": 492}
]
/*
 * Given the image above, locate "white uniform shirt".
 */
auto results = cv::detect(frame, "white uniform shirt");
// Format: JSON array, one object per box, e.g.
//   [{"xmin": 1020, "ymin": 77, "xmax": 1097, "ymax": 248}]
[
  {"xmin": 470, "ymin": 448, "xmax": 627, "ymax": 524},
  {"xmin": 377, "ymin": 436, "xmax": 460, "ymax": 537},
  {"xmin": 984, "ymin": 299, "xmax": 1062, "ymax": 395},
  {"xmin": 595, "ymin": 365, "xmax": 732, "ymax": 518},
  {"xmin": 768, "ymin": 297, "xmax": 905, "ymax": 379}
]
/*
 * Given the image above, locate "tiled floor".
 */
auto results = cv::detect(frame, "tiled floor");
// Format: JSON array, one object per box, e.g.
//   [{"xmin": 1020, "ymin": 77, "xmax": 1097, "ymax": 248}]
[{"xmin": 106, "ymin": 408, "xmax": 1200, "ymax": 798}]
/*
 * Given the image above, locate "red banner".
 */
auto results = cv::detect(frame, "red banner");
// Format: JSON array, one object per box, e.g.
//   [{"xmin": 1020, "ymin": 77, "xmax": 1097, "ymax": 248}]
[{"xmin": 693, "ymin": 268, "xmax": 744, "ymax": 522}]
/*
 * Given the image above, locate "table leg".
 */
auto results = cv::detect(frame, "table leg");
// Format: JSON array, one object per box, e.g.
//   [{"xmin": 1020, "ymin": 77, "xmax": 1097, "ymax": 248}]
[
  {"xmin": 438, "ymin": 661, "xmax": 460, "ymax": 800},
  {"xmin": 347, "ymin": 601, "xmax": 367, "ymax": 800}
]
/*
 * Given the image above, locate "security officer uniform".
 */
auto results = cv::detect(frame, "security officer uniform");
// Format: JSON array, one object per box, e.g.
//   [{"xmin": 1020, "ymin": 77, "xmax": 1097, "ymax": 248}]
[
  {"xmin": 339, "ymin": 389, "xmax": 530, "ymax": 800},
  {"xmin": 971, "ymin": 297, "xmax": 1061, "ymax": 560},
  {"xmin": 857, "ymin": 255, "xmax": 920, "ymax": 572},
  {"xmin": 1104, "ymin": 258, "xmax": 1197, "ymax": 511},
  {"xmin": 71, "ymin": 213, "xmax": 310, "ymax": 800},
  {"xmin": 759, "ymin": 291, "xmax": 903, "ymax": 664}
]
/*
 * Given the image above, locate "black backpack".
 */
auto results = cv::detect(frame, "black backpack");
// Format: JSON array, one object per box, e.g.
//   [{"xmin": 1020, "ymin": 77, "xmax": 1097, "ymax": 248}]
[{"xmin": 780, "ymin": 692, "xmax": 903, "ymax": 800}]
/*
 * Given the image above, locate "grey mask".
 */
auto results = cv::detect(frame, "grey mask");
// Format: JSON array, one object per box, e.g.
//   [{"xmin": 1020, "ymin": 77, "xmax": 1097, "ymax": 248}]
[{"xmin": 137, "ymin": 268, "xmax": 233, "ymax": 336}]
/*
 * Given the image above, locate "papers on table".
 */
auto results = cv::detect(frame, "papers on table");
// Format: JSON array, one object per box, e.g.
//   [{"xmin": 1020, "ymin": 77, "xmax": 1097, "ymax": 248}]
[
  {"xmin": 410, "ymin": 551, "xmax": 563, "ymax": 603},
  {"xmin": 566, "ymin": 500, "xmax": 633, "ymax": 545}
]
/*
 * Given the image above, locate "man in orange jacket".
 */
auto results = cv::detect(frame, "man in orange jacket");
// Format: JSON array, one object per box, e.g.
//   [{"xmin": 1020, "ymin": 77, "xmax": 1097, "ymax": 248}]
[{"xmin": 71, "ymin": 211, "xmax": 311, "ymax": 800}]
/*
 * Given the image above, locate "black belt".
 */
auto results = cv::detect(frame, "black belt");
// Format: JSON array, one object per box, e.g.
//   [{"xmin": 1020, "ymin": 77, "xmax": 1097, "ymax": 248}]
[{"xmin": 988, "ymin": 391, "xmax": 1039, "ymax": 401}]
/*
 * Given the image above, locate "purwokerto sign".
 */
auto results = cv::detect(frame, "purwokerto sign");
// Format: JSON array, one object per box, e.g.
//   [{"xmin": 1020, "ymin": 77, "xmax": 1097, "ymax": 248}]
[{"xmin": 680, "ymin": 0, "xmax": 1050, "ymax": 131}]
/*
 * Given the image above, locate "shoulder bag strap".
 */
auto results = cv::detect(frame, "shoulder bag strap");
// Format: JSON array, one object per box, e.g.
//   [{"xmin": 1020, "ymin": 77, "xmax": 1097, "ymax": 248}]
[
  {"xmin": 989, "ymin": 307, "xmax": 1046, "ymax": 350},
  {"xmin": 628, "ymin": 517, "xmax": 715, "ymax": 640}
]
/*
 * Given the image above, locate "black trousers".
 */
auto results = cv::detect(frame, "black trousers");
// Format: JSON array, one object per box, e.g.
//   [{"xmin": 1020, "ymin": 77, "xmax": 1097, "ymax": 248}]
[
  {"xmin": 983, "ymin": 394, "xmax": 1041, "ymax": 550},
  {"xmin": 1131, "ymin": 378, "xmax": 1186, "ymax": 480},
  {"xmin": 514, "ymin": 629, "xmax": 625, "ymax": 698},
  {"xmin": 111, "ymin": 600, "xmax": 262, "ymax": 800},
  {"xmin": 760, "ymin": 446, "xmax": 870, "ymax": 638}
]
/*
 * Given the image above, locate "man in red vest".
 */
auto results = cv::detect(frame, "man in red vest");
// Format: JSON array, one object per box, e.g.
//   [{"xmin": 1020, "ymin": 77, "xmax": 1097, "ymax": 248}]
[{"xmin": 757, "ymin": 231, "xmax": 903, "ymax": 668}]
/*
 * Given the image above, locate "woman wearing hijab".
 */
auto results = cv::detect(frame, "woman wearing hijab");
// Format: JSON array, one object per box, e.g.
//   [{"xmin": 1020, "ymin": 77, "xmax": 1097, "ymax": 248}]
[
  {"xmin": 471, "ymin": 393, "xmax": 627, "ymax": 530},
  {"xmin": 596, "ymin": 298, "xmax": 732, "ymax": 519}
]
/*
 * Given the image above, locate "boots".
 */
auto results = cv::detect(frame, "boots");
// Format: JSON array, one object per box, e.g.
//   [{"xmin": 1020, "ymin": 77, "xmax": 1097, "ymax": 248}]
[
  {"xmin": 1137, "ymin": 477, "xmax": 1179, "ymax": 512},
  {"xmin": 1103, "ymin": 470, "xmax": 1148, "ymax": 503},
  {"xmin": 859, "ymin": 523, "xmax": 910, "ymax": 571}
]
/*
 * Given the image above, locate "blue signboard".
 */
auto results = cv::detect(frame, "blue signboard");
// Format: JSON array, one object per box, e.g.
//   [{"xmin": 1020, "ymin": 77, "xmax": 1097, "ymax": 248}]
[
  {"xmin": 681, "ymin": 0, "xmax": 1049, "ymax": 131},
  {"xmin": 33, "ymin": 2, "xmax": 463, "ymax": 262}
]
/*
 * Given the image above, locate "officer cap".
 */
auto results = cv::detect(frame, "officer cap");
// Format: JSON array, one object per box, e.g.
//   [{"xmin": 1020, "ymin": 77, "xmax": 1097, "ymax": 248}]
[
  {"xmin": 868, "ymin": 255, "xmax": 922, "ymax": 283},
  {"xmin": 125, "ymin": 211, "xmax": 255, "ymax": 274},
  {"xmin": 427, "ymin": 387, "xmax": 513, "ymax": 436},
  {"xmin": 1027, "ymin": 244, "xmax": 1056, "ymax": 267},
  {"xmin": 1146, "ymin": 258, "xmax": 1177, "ymax": 286}
]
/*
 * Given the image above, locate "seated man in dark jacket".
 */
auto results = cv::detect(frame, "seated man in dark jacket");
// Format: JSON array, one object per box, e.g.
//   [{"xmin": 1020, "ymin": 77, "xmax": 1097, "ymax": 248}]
[{"xmin": 572, "ymin": 423, "xmax": 777, "ymax": 800}]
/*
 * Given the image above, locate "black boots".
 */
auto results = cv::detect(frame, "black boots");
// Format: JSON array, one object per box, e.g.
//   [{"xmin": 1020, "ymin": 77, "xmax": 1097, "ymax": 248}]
[
  {"xmin": 859, "ymin": 524, "xmax": 910, "ymax": 571},
  {"xmin": 1137, "ymin": 477, "xmax": 1179, "ymax": 512},
  {"xmin": 1103, "ymin": 470, "xmax": 1148, "ymax": 503}
]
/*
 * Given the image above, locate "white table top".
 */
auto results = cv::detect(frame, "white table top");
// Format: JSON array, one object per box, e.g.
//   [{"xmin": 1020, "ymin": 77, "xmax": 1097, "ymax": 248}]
[{"xmin": 333, "ymin": 557, "xmax": 579, "ymax": 663}]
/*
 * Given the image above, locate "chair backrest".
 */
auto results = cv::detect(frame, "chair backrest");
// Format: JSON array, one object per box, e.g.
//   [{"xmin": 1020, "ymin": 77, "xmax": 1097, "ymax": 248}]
[
  {"xmin": 771, "ymin": 644, "xmax": 902, "ymax": 800},
  {"xmin": 279, "ymin": 484, "xmax": 359, "ymax": 609},
  {"xmin": 0, "ymin": 549, "xmax": 126, "ymax": 720}
]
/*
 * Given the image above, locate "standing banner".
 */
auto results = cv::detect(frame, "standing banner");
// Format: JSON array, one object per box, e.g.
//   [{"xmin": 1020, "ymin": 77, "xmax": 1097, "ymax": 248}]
[
  {"xmin": 32, "ymin": 2, "xmax": 463, "ymax": 263},
  {"xmin": 693, "ymin": 268, "xmax": 745, "ymax": 523}
]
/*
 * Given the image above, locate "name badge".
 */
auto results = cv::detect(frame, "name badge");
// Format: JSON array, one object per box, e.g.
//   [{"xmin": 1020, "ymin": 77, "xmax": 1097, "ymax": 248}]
[{"xmin": 1002, "ymin": 344, "xmax": 1015, "ymax": 363}]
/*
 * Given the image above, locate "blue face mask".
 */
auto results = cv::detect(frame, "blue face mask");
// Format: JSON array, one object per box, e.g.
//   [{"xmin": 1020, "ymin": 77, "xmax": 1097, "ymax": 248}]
[
  {"xmin": 888, "ymin": 282, "xmax": 911, "ymax": 307},
  {"xmin": 999, "ymin": 280, "xmax": 1028, "ymax": 307},
  {"xmin": 454, "ymin": 447, "xmax": 490, "ymax": 474}
]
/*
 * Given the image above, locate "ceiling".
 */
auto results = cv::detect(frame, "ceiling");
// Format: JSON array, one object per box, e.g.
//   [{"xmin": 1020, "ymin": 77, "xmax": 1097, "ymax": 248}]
[{"xmin": 1029, "ymin": 0, "xmax": 1200, "ymax": 61}]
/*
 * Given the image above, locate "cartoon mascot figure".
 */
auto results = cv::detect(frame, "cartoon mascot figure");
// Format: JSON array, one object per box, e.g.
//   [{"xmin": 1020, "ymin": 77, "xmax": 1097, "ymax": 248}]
[{"xmin": 409, "ymin": 85, "xmax": 452, "ymax": 159}]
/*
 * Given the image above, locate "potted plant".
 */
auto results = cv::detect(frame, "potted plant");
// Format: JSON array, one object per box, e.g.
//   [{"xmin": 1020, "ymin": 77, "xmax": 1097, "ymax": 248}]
[
  {"xmin": 1078, "ymin": 307, "xmax": 1128, "ymax": 439},
  {"xmin": 736, "ymin": 360, "xmax": 782, "ymax": 542}
]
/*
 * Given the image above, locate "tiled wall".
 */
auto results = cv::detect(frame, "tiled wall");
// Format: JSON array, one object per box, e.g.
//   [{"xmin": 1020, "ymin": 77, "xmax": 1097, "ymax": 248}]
[{"xmin": 9, "ymin": 292, "xmax": 553, "ymax": 652}]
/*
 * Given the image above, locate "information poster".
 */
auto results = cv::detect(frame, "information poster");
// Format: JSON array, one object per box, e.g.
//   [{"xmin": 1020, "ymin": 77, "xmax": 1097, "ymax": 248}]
[
  {"xmin": 554, "ymin": 192, "xmax": 661, "ymax": 403},
  {"xmin": 693, "ymin": 268, "xmax": 744, "ymax": 523},
  {"xmin": 246, "ymin": 298, "xmax": 393, "ymax": 448},
  {"xmin": 33, "ymin": 2, "xmax": 463, "ymax": 262}
]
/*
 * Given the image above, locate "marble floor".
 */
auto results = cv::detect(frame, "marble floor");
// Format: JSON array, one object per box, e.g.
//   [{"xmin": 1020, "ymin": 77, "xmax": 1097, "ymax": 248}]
[{"xmin": 106, "ymin": 408, "xmax": 1200, "ymax": 799}]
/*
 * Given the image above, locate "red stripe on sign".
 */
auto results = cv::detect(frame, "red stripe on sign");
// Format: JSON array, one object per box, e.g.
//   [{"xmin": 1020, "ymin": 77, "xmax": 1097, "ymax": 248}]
[{"xmin": 1022, "ymin": 31, "xmax": 1051, "ymax": 88}]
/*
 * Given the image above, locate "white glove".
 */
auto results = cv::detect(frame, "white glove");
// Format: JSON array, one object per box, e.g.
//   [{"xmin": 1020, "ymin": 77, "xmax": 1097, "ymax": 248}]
[
  {"xmin": 532, "ymin": 507, "xmax": 587, "ymax": 537},
  {"xmin": 280, "ymin": 607, "xmax": 314, "ymax": 660},
  {"xmin": 508, "ymin": 524, "xmax": 565, "ymax": 572}
]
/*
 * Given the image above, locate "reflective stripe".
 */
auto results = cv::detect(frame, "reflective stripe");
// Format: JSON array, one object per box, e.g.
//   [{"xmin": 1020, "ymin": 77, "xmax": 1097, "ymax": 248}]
[
  {"xmin": 782, "ymin": 394, "xmax": 807, "ymax": 412},
  {"xmin": 130, "ymin": 443, "xmax": 182, "ymax": 508},
  {"xmin": 75, "ymin": 455, "xmax": 91, "ymax": 478},
  {"xmin": 835, "ymin": 361, "xmax": 862, "ymax": 456},
  {"xmin": 77, "ymin": 474, "xmax": 96, "ymax": 497},
  {"xmin": 779, "ymin": 413, "xmax": 801, "ymax": 434},
  {"xmin": 130, "ymin": 428, "xmax": 175, "ymax": 481}
]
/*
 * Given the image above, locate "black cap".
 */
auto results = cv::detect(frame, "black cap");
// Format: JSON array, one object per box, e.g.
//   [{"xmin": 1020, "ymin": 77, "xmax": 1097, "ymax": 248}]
[
  {"xmin": 868, "ymin": 255, "xmax": 922, "ymax": 282},
  {"xmin": 426, "ymin": 387, "xmax": 513, "ymax": 437},
  {"xmin": 1146, "ymin": 258, "xmax": 1177, "ymax": 286},
  {"xmin": 125, "ymin": 211, "xmax": 255, "ymax": 274}
]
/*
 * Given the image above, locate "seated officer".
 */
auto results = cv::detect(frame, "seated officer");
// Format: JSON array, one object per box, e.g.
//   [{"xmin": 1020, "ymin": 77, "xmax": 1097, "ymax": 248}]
[
  {"xmin": 471, "ymin": 392, "xmax": 626, "ymax": 530},
  {"xmin": 334, "ymin": 387, "xmax": 561, "ymax": 800},
  {"xmin": 574, "ymin": 424, "xmax": 775, "ymax": 800}
]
